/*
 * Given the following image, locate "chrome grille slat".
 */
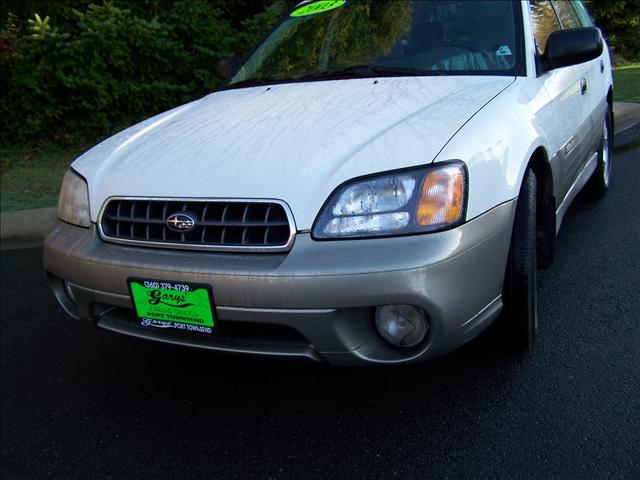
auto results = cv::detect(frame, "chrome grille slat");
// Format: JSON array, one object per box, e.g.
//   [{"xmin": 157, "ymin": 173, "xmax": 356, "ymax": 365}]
[{"xmin": 99, "ymin": 198, "xmax": 295, "ymax": 253}]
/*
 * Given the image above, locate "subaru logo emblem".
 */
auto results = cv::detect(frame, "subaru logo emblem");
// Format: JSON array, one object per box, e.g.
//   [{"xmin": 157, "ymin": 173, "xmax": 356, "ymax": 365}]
[{"xmin": 166, "ymin": 212, "xmax": 196, "ymax": 233}]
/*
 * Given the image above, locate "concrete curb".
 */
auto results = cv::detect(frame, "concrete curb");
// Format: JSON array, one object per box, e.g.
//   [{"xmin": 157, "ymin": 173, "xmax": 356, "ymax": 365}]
[
  {"xmin": 1, "ymin": 207, "xmax": 57, "ymax": 241},
  {"xmin": 614, "ymin": 123, "xmax": 640, "ymax": 149},
  {"xmin": 613, "ymin": 102, "xmax": 640, "ymax": 132},
  {"xmin": 613, "ymin": 102, "xmax": 640, "ymax": 148},
  {"xmin": 1, "ymin": 103, "xmax": 639, "ymax": 242}
]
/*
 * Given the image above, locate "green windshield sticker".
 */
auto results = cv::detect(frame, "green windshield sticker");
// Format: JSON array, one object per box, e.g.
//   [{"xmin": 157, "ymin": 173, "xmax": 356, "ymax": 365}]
[
  {"xmin": 290, "ymin": 0, "xmax": 346, "ymax": 17},
  {"xmin": 129, "ymin": 280, "xmax": 215, "ymax": 330}
]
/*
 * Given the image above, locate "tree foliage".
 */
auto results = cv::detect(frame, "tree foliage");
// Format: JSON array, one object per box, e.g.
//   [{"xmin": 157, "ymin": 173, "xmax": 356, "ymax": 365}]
[
  {"xmin": 586, "ymin": 0, "xmax": 640, "ymax": 63},
  {"xmin": 0, "ymin": 1, "xmax": 285, "ymax": 145}
]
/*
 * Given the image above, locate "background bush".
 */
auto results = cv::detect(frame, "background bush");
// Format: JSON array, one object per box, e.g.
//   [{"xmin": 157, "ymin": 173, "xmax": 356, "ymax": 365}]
[
  {"xmin": 586, "ymin": 0, "xmax": 640, "ymax": 65},
  {"xmin": 1, "ymin": 0, "xmax": 638, "ymax": 148},
  {"xmin": 0, "ymin": 0, "xmax": 287, "ymax": 146}
]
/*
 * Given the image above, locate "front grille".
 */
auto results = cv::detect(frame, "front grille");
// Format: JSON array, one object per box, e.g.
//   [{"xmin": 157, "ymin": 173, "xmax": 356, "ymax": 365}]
[{"xmin": 99, "ymin": 198, "xmax": 294, "ymax": 252}]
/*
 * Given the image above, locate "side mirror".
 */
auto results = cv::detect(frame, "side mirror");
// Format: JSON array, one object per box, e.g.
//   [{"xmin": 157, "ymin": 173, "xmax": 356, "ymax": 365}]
[
  {"xmin": 216, "ymin": 57, "xmax": 242, "ymax": 82},
  {"xmin": 543, "ymin": 27, "xmax": 603, "ymax": 70}
]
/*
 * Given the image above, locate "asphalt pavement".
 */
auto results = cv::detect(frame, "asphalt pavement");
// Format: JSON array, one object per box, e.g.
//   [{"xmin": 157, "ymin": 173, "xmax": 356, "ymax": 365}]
[{"xmin": 1, "ymin": 147, "xmax": 639, "ymax": 480}]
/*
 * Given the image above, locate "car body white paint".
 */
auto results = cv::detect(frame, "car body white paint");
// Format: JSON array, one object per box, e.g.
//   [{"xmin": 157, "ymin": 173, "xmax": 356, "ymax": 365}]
[
  {"xmin": 71, "ymin": 0, "xmax": 612, "ymax": 234},
  {"xmin": 74, "ymin": 76, "xmax": 514, "ymax": 229}
]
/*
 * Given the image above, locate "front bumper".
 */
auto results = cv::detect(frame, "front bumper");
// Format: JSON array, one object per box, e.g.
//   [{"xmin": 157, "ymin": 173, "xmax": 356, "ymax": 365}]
[{"xmin": 44, "ymin": 200, "xmax": 516, "ymax": 366}]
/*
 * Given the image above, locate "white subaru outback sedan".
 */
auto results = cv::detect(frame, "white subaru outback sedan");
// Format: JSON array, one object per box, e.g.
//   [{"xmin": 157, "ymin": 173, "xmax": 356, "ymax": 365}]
[{"xmin": 45, "ymin": 0, "xmax": 613, "ymax": 365}]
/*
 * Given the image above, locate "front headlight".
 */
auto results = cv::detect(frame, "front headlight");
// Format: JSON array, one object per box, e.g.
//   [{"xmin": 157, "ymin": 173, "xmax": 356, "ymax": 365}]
[
  {"xmin": 57, "ymin": 169, "xmax": 91, "ymax": 228},
  {"xmin": 312, "ymin": 161, "xmax": 467, "ymax": 239}
]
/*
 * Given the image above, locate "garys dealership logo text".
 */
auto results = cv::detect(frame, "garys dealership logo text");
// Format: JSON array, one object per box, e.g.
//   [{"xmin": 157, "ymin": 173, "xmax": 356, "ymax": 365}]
[{"xmin": 147, "ymin": 290, "xmax": 194, "ymax": 308}]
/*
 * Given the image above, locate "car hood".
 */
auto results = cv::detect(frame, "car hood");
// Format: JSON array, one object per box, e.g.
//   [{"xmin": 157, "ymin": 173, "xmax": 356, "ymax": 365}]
[{"xmin": 74, "ymin": 76, "xmax": 515, "ymax": 229}]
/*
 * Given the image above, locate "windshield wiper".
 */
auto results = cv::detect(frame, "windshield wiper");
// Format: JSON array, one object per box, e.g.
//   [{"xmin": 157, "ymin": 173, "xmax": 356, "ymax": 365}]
[
  {"xmin": 223, "ymin": 65, "xmax": 433, "ymax": 90},
  {"xmin": 297, "ymin": 65, "xmax": 432, "ymax": 80},
  {"xmin": 222, "ymin": 77, "xmax": 287, "ymax": 90}
]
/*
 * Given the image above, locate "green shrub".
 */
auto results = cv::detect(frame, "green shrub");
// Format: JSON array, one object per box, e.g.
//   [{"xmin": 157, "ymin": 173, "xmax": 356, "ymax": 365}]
[
  {"xmin": 0, "ymin": 1, "xmax": 284, "ymax": 146},
  {"xmin": 586, "ymin": 0, "xmax": 640, "ymax": 64}
]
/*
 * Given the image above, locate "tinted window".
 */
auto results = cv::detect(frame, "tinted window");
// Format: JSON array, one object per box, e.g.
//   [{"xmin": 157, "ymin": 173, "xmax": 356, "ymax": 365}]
[
  {"xmin": 229, "ymin": 0, "xmax": 522, "ymax": 88},
  {"xmin": 552, "ymin": 0, "xmax": 581, "ymax": 29},
  {"xmin": 530, "ymin": 0, "xmax": 561, "ymax": 55}
]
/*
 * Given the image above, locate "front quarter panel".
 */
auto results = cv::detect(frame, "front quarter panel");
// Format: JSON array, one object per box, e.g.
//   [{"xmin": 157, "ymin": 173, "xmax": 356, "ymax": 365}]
[{"xmin": 434, "ymin": 77, "xmax": 555, "ymax": 221}]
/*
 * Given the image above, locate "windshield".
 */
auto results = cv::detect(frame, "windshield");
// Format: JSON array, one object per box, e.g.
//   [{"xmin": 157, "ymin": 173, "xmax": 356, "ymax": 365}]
[{"xmin": 229, "ymin": 0, "xmax": 523, "ymax": 88}]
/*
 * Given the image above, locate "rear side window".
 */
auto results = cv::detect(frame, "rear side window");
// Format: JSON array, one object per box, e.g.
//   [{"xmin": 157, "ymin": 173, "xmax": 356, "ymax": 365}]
[
  {"xmin": 530, "ymin": 0, "xmax": 561, "ymax": 55},
  {"xmin": 551, "ymin": 1, "xmax": 581, "ymax": 29},
  {"xmin": 571, "ymin": 1, "xmax": 595, "ymax": 27}
]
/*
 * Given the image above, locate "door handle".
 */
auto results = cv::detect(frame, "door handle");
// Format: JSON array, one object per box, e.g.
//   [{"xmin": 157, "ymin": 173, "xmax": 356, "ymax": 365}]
[
  {"xmin": 580, "ymin": 78, "xmax": 588, "ymax": 95},
  {"xmin": 600, "ymin": 59, "xmax": 604, "ymax": 73}
]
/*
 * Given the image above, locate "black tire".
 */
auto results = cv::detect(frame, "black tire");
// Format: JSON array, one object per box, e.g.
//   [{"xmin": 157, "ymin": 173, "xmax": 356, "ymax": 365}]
[
  {"xmin": 588, "ymin": 105, "xmax": 613, "ymax": 197},
  {"xmin": 495, "ymin": 167, "xmax": 538, "ymax": 353}
]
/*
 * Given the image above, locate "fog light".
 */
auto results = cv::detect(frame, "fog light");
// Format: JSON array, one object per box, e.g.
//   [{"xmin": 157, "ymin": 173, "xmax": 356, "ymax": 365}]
[{"xmin": 375, "ymin": 304, "xmax": 429, "ymax": 347}]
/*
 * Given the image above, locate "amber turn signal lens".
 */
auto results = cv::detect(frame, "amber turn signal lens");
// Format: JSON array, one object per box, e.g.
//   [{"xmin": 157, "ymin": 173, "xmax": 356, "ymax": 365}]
[{"xmin": 416, "ymin": 165, "xmax": 465, "ymax": 228}]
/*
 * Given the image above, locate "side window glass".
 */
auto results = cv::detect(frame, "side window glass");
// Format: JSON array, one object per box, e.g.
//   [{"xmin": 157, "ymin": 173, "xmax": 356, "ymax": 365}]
[
  {"xmin": 571, "ymin": 1, "xmax": 595, "ymax": 27},
  {"xmin": 551, "ymin": 1, "xmax": 581, "ymax": 29},
  {"xmin": 530, "ymin": 0, "xmax": 561, "ymax": 55}
]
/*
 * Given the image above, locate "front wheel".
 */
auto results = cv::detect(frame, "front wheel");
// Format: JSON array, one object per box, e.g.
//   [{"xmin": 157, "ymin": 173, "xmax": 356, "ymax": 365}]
[
  {"xmin": 588, "ymin": 106, "xmax": 613, "ymax": 197},
  {"xmin": 494, "ymin": 167, "xmax": 538, "ymax": 353}
]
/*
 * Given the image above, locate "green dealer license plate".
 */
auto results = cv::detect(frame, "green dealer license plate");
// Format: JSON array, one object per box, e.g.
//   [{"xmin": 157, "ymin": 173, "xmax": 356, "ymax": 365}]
[{"xmin": 128, "ymin": 278, "xmax": 215, "ymax": 334}]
